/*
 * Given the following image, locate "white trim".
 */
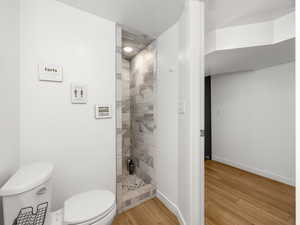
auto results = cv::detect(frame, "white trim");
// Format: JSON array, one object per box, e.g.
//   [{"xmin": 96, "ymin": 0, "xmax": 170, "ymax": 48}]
[
  {"xmin": 188, "ymin": 1, "xmax": 205, "ymax": 225},
  {"xmin": 156, "ymin": 190, "xmax": 186, "ymax": 225},
  {"xmin": 212, "ymin": 156, "xmax": 295, "ymax": 186}
]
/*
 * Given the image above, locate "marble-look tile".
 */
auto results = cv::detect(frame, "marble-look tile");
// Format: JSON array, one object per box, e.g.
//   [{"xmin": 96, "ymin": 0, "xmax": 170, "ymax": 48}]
[
  {"xmin": 131, "ymin": 147, "xmax": 154, "ymax": 169},
  {"xmin": 122, "ymin": 157, "xmax": 129, "ymax": 176},
  {"xmin": 116, "ymin": 31, "xmax": 157, "ymax": 213},
  {"xmin": 122, "ymin": 82, "xmax": 130, "ymax": 100},
  {"xmin": 116, "ymin": 105, "xmax": 122, "ymax": 129},
  {"xmin": 123, "ymin": 136, "xmax": 130, "ymax": 145},
  {"xmin": 116, "ymin": 73, "xmax": 122, "ymax": 80},
  {"xmin": 116, "ymin": 128, "xmax": 122, "ymax": 135},
  {"xmin": 116, "ymin": 175, "xmax": 123, "ymax": 183},
  {"xmin": 122, "ymin": 136, "xmax": 130, "ymax": 155},
  {"xmin": 122, "ymin": 145, "xmax": 130, "ymax": 158},
  {"xmin": 122, "ymin": 99, "xmax": 130, "ymax": 114},
  {"xmin": 140, "ymin": 160, "xmax": 155, "ymax": 179},
  {"xmin": 133, "ymin": 134, "xmax": 155, "ymax": 149},
  {"xmin": 152, "ymin": 189, "xmax": 156, "ymax": 196},
  {"xmin": 136, "ymin": 169, "xmax": 152, "ymax": 184},
  {"xmin": 138, "ymin": 191, "xmax": 151, "ymax": 201},
  {"xmin": 117, "ymin": 156, "xmax": 122, "ymax": 176},
  {"xmin": 122, "ymin": 59, "xmax": 131, "ymax": 81},
  {"xmin": 116, "ymin": 133, "xmax": 122, "ymax": 157},
  {"xmin": 120, "ymin": 183, "xmax": 156, "ymax": 212},
  {"xmin": 122, "ymin": 113, "xmax": 130, "ymax": 125},
  {"xmin": 117, "ymin": 182, "xmax": 123, "ymax": 201},
  {"xmin": 129, "ymin": 45, "xmax": 157, "ymax": 189},
  {"xmin": 116, "ymin": 79, "xmax": 122, "ymax": 102},
  {"xmin": 116, "ymin": 25, "xmax": 122, "ymax": 48},
  {"xmin": 116, "ymin": 52, "xmax": 122, "ymax": 75}
]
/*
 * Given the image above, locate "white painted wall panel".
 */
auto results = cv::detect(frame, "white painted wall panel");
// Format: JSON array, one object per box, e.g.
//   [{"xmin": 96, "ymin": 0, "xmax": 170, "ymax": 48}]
[
  {"xmin": 20, "ymin": 0, "xmax": 116, "ymax": 210},
  {"xmin": 211, "ymin": 62, "xmax": 295, "ymax": 185},
  {"xmin": 0, "ymin": 1, "xmax": 20, "ymax": 223},
  {"xmin": 274, "ymin": 12, "xmax": 295, "ymax": 43},
  {"xmin": 0, "ymin": 0, "xmax": 20, "ymax": 188},
  {"xmin": 157, "ymin": 23, "xmax": 179, "ymax": 205},
  {"xmin": 215, "ymin": 21, "xmax": 273, "ymax": 50}
]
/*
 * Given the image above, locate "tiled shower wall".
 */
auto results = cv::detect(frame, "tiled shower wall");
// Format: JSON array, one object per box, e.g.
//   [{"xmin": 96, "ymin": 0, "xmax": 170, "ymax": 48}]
[
  {"xmin": 122, "ymin": 58, "xmax": 131, "ymax": 176},
  {"xmin": 116, "ymin": 25, "xmax": 123, "ymax": 210},
  {"xmin": 116, "ymin": 25, "xmax": 157, "ymax": 212},
  {"xmin": 130, "ymin": 44, "xmax": 157, "ymax": 186}
]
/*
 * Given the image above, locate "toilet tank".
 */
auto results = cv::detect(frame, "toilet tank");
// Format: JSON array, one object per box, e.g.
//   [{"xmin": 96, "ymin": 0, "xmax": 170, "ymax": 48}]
[{"xmin": 0, "ymin": 163, "xmax": 53, "ymax": 225}]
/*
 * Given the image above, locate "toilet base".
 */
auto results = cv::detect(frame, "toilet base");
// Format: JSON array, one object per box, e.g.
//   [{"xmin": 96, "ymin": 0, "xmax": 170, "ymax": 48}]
[
  {"xmin": 50, "ymin": 207, "xmax": 116, "ymax": 225},
  {"xmin": 51, "ymin": 210, "xmax": 63, "ymax": 225}
]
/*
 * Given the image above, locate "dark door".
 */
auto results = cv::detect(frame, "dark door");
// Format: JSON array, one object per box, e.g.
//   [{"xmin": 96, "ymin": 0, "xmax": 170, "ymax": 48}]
[{"xmin": 205, "ymin": 76, "xmax": 212, "ymax": 160}]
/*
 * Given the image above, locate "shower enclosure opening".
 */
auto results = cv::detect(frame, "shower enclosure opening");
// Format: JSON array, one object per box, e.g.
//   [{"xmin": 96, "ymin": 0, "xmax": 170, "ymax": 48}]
[{"xmin": 116, "ymin": 26, "xmax": 157, "ymax": 213}]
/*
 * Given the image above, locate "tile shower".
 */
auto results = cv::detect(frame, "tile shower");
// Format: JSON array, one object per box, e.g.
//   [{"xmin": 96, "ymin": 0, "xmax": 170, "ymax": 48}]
[{"xmin": 116, "ymin": 26, "xmax": 157, "ymax": 212}]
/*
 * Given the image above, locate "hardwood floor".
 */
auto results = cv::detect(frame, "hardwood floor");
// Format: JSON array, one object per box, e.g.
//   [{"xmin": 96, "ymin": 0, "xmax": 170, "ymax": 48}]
[
  {"xmin": 205, "ymin": 160, "xmax": 295, "ymax": 225},
  {"xmin": 113, "ymin": 161, "xmax": 295, "ymax": 225},
  {"xmin": 112, "ymin": 198, "xmax": 180, "ymax": 225}
]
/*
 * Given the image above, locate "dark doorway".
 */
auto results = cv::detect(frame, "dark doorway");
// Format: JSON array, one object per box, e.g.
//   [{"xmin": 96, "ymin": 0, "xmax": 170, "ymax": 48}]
[{"xmin": 205, "ymin": 76, "xmax": 212, "ymax": 160}]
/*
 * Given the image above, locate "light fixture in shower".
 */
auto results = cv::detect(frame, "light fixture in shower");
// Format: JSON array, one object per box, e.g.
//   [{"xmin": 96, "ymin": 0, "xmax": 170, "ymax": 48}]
[{"xmin": 123, "ymin": 46, "xmax": 133, "ymax": 53}]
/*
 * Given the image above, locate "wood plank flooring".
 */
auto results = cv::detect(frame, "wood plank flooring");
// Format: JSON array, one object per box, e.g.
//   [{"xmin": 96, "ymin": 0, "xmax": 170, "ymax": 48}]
[
  {"xmin": 112, "ymin": 198, "xmax": 180, "ymax": 225},
  {"xmin": 113, "ymin": 160, "xmax": 295, "ymax": 225},
  {"xmin": 206, "ymin": 160, "xmax": 295, "ymax": 225}
]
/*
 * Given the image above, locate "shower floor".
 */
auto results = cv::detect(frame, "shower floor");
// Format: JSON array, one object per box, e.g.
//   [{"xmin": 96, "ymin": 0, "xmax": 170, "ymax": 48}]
[
  {"xmin": 118, "ymin": 175, "xmax": 156, "ymax": 213},
  {"xmin": 122, "ymin": 175, "xmax": 145, "ymax": 192}
]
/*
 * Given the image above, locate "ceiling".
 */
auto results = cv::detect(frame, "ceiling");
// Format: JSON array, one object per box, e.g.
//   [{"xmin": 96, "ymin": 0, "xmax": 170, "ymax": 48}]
[
  {"xmin": 206, "ymin": 0, "xmax": 295, "ymax": 31},
  {"xmin": 56, "ymin": 0, "xmax": 185, "ymax": 38}
]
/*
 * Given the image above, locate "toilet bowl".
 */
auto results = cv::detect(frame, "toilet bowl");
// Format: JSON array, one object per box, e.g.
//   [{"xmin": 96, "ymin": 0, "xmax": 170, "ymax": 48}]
[
  {"xmin": 62, "ymin": 190, "xmax": 116, "ymax": 225},
  {"xmin": 0, "ymin": 163, "xmax": 116, "ymax": 225}
]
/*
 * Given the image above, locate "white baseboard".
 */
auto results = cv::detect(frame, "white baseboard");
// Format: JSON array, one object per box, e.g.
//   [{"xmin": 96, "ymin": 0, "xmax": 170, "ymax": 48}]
[
  {"xmin": 156, "ymin": 190, "xmax": 186, "ymax": 225},
  {"xmin": 212, "ymin": 156, "xmax": 295, "ymax": 186}
]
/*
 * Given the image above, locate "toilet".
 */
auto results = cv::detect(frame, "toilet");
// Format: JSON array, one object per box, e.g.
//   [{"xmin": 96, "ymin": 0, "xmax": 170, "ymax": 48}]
[{"xmin": 0, "ymin": 163, "xmax": 116, "ymax": 225}]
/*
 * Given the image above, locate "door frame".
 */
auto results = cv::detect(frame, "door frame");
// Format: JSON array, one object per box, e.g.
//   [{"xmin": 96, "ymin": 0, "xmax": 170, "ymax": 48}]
[{"xmin": 189, "ymin": 0, "xmax": 205, "ymax": 224}]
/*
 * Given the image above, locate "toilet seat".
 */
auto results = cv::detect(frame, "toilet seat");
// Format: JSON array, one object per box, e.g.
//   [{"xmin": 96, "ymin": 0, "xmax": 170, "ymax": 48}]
[{"xmin": 63, "ymin": 190, "xmax": 116, "ymax": 225}]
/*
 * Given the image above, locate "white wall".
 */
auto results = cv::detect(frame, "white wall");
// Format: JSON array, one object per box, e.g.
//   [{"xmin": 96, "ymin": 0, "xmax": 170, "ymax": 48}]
[
  {"xmin": 156, "ymin": 2, "xmax": 205, "ymax": 225},
  {"xmin": 0, "ymin": 0, "xmax": 20, "ymax": 189},
  {"xmin": 211, "ymin": 62, "xmax": 295, "ymax": 185},
  {"xmin": 0, "ymin": 0, "xmax": 20, "ymax": 223},
  {"xmin": 156, "ymin": 24, "xmax": 179, "ymax": 205},
  {"xmin": 177, "ymin": 7, "xmax": 191, "ymax": 224},
  {"xmin": 177, "ymin": 1, "xmax": 205, "ymax": 224},
  {"xmin": 155, "ymin": 11, "xmax": 192, "ymax": 224},
  {"xmin": 20, "ymin": 0, "xmax": 116, "ymax": 210},
  {"xmin": 206, "ymin": 12, "xmax": 295, "ymax": 54}
]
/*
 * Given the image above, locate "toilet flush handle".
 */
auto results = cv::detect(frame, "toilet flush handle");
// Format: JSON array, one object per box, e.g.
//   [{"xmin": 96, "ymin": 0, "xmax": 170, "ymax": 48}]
[{"xmin": 36, "ymin": 187, "xmax": 47, "ymax": 195}]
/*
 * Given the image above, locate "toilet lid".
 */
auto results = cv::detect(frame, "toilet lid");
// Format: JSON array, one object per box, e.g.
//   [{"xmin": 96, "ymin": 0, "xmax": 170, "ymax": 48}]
[
  {"xmin": 0, "ymin": 162, "xmax": 53, "ymax": 196},
  {"xmin": 64, "ymin": 190, "xmax": 115, "ymax": 224}
]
